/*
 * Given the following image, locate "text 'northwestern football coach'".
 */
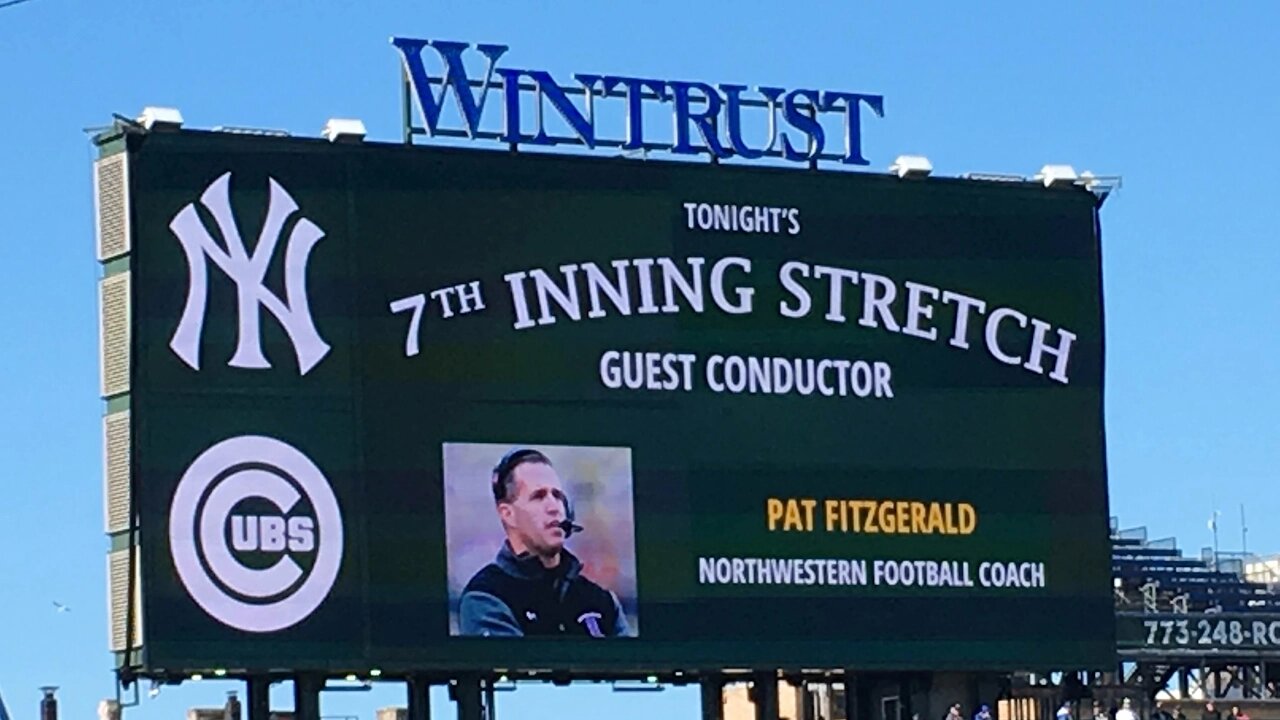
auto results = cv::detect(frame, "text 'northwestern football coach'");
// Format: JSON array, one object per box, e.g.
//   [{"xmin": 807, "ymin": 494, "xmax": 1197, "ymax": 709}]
[{"xmin": 458, "ymin": 448, "xmax": 631, "ymax": 637}]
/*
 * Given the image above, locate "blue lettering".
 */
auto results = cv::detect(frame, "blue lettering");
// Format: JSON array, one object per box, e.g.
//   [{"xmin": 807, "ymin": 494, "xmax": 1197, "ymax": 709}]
[
  {"xmin": 720, "ymin": 84, "xmax": 782, "ymax": 160},
  {"xmin": 669, "ymin": 81, "xmax": 727, "ymax": 157},
  {"xmin": 601, "ymin": 76, "xmax": 668, "ymax": 151},
  {"xmin": 820, "ymin": 91, "xmax": 884, "ymax": 166},
  {"xmin": 390, "ymin": 38, "xmax": 882, "ymax": 167},
  {"xmin": 391, "ymin": 38, "xmax": 507, "ymax": 138},
  {"xmin": 497, "ymin": 68, "xmax": 597, "ymax": 147},
  {"xmin": 780, "ymin": 89, "xmax": 825, "ymax": 162}
]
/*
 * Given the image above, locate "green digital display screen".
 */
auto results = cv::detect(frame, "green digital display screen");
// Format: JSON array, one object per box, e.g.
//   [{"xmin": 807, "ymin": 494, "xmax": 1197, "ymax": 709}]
[{"xmin": 118, "ymin": 130, "xmax": 1113, "ymax": 674}]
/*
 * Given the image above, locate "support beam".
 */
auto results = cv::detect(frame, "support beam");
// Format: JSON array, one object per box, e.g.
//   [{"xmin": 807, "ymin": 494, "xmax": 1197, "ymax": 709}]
[
  {"xmin": 753, "ymin": 672, "xmax": 779, "ymax": 720},
  {"xmin": 897, "ymin": 675, "xmax": 912, "ymax": 720},
  {"xmin": 454, "ymin": 676, "xmax": 483, "ymax": 720},
  {"xmin": 408, "ymin": 676, "xmax": 431, "ymax": 720},
  {"xmin": 247, "ymin": 678, "xmax": 270, "ymax": 720},
  {"xmin": 796, "ymin": 682, "xmax": 813, "ymax": 720},
  {"xmin": 484, "ymin": 678, "xmax": 497, "ymax": 720},
  {"xmin": 700, "ymin": 675, "xmax": 724, "ymax": 720},
  {"xmin": 293, "ymin": 675, "xmax": 322, "ymax": 720},
  {"xmin": 843, "ymin": 673, "xmax": 858, "ymax": 720}
]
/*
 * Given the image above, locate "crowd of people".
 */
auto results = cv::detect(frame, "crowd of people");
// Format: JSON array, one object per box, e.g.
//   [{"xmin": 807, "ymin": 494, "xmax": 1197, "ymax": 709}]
[
  {"xmin": 1051, "ymin": 699, "xmax": 1255, "ymax": 720},
  {"xmin": 937, "ymin": 697, "xmax": 1257, "ymax": 720}
]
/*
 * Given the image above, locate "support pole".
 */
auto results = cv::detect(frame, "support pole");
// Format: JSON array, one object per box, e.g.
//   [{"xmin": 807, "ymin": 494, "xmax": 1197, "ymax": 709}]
[
  {"xmin": 401, "ymin": 67, "xmax": 413, "ymax": 145},
  {"xmin": 454, "ymin": 676, "xmax": 483, "ymax": 720},
  {"xmin": 408, "ymin": 676, "xmax": 431, "ymax": 720},
  {"xmin": 753, "ymin": 672, "xmax": 779, "ymax": 720},
  {"xmin": 247, "ymin": 677, "xmax": 270, "ymax": 720},
  {"xmin": 967, "ymin": 674, "xmax": 980, "ymax": 720},
  {"xmin": 293, "ymin": 675, "xmax": 322, "ymax": 720},
  {"xmin": 843, "ymin": 672, "xmax": 859, "ymax": 720},
  {"xmin": 798, "ymin": 682, "xmax": 815, "ymax": 720},
  {"xmin": 700, "ymin": 674, "xmax": 724, "ymax": 720},
  {"xmin": 484, "ymin": 678, "xmax": 497, "ymax": 720},
  {"xmin": 897, "ymin": 675, "xmax": 912, "ymax": 720}
]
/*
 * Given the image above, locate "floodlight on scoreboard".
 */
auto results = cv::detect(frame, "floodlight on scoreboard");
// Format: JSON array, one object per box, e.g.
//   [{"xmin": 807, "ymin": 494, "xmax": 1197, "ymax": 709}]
[
  {"xmin": 1034, "ymin": 164, "xmax": 1079, "ymax": 188},
  {"xmin": 323, "ymin": 118, "xmax": 368, "ymax": 143},
  {"xmin": 889, "ymin": 154, "xmax": 933, "ymax": 178},
  {"xmin": 137, "ymin": 106, "xmax": 184, "ymax": 132}
]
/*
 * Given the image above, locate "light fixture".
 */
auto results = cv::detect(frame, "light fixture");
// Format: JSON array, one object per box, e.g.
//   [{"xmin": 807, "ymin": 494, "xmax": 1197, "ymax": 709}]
[
  {"xmin": 610, "ymin": 680, "xmax": 665, "ymax": 693},
  {"xmin": 344, "ymin": 674, "xmax": 358, "ymax": 682},
  {"xmin": 323, "ymin": 118, "xmax": 367, "ymax": 143},
  {"xmin": 1034, "ymin": 164, "xmax": 1078, "ymax": 188},
  {"xmin": 889, "ymin": 154, "xmax": 933, "ymax": 179},
  {"xmin": 213, "ymin": 669, "xmax": 227, "ymax": 678},
  {"xmin": 137, "ymin": 106, "xmax": 184, "ymax": 131},
  {"xmin": 369, "ymin": 669, "xmax": 382, "ymax": 678},
  {"xmin": 191, "ymin": 674, "xmax": 204, "ymax": 682}
]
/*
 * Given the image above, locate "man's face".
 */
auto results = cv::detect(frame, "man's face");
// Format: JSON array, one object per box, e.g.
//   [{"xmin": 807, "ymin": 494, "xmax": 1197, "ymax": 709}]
[{"xmin": 499, "ymin": 462, "xmax": 567, "ymax": 557}]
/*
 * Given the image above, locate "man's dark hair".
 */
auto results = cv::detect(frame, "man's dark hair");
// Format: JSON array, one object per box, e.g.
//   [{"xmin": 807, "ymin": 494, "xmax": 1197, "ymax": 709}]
[{"xmin": 491, "ymin": 448, "xmax": 552, "ymax": 503}]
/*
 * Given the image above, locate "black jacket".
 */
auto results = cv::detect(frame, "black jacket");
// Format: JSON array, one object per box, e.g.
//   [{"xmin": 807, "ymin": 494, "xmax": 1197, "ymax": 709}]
[{"xmin": 459, "ymin": 541, "xmax": 630, "ymax": 637}]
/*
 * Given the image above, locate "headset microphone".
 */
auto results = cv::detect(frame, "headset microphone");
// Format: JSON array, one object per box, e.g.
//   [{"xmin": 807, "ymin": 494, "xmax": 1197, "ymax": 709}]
[
  {"xmin": 556, "ymin": 519, "xmax": 584, "ymax": 537},
  {"xmin": 558, "ymin": 494, "xmax": 585, "ymax": 538}
]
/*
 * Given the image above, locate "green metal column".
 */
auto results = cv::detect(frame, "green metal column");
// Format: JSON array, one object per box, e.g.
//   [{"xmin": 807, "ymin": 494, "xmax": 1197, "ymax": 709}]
[
  {"xmin": 753, "ymin": 672, "xmax": 779, "ymax": 720},
  {"xmin": 701, "ymin": 675, "xmax": 724, "ymax": 720}
]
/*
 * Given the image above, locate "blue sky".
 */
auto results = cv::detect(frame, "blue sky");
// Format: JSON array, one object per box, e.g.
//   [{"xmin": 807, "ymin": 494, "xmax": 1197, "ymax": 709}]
[{"xmin": 1, "ymin": 1, "xmax": 1278, "ymax": 719}]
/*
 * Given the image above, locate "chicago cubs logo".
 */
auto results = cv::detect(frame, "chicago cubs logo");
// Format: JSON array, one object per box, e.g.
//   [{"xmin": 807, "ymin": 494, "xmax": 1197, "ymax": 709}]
[{"xmin": 168, "ymin": 435, "xmax": 343, "ymax": 632}]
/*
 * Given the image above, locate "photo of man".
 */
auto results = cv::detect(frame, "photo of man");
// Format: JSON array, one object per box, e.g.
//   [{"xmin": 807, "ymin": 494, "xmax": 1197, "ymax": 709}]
[{"xmin": 443, "ymin": 443, "xmax": 638, "ymax": 638}]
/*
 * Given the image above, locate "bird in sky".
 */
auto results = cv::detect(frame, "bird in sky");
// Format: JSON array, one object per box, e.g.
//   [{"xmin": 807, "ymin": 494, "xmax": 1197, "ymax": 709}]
[{"xmin": 52, "ymin": 601, "xmax": 71, "ymax": 613}]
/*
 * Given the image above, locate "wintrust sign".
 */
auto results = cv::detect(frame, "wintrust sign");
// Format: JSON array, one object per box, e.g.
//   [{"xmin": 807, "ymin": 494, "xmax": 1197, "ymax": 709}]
[{"xmin": 391, "ymin": 38, "xmax": 885, "ymax": 165}]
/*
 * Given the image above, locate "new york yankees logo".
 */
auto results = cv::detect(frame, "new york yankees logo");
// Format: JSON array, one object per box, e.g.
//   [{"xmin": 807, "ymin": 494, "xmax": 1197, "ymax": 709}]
[{"xmin": 168, "ymin": 172, "xmax": 330, "ymax": 375}]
